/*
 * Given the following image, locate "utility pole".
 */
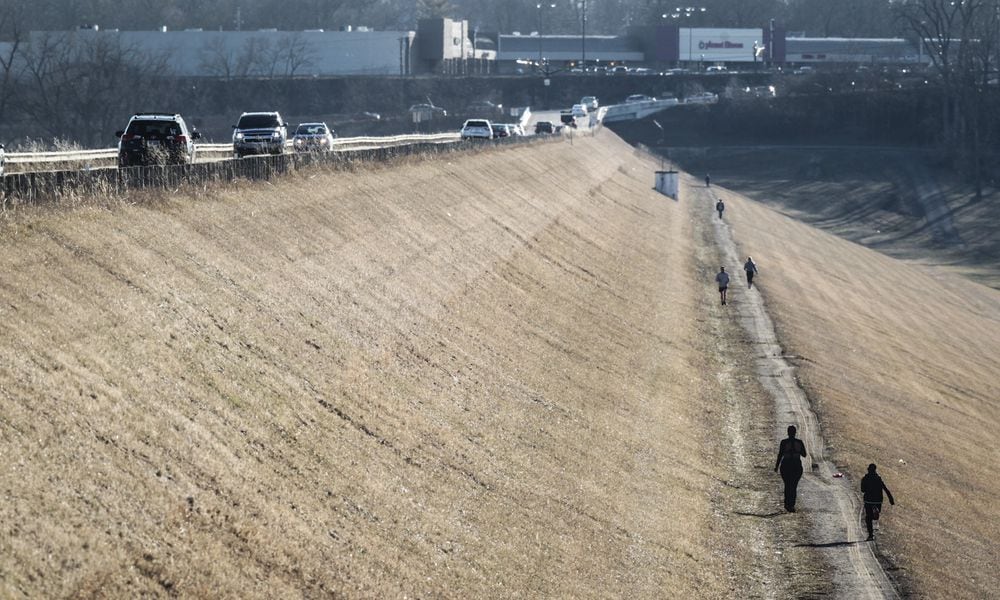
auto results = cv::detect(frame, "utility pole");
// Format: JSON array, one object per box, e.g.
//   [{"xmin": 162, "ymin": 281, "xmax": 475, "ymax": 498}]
[{"xmin": 581, "ymin": 0, "xmax": 587, "ymax": 67}]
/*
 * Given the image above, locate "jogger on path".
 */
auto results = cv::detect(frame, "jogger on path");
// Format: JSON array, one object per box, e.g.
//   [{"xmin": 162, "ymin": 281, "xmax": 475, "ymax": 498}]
[
  {"xmin": 744, "ymin": 256, "xmax": 758, "ymax": 289},
  {"xmin": 861, "ymin": 464, "xmax": 895, "ymax": 541},
  {"xmin": 715, "ymin": 266, "xmax": 730, "ymax": 305},
  {"xmin": 775, "ymin": 425, "xmax": 808, "ymax": 512}
]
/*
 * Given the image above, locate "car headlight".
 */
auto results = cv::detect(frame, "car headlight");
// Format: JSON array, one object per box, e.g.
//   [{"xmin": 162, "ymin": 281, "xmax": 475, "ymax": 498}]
[
  {"xmin": 319, "ymin": 138, "xmax": 329, "ymax": 145},
  {"xmin": 234, "ymin": 132, "xmax": 244, "ymax": 140},
  {"xmin": 271, "ymin": 131, "xmax": 281, "ymax": 138}
]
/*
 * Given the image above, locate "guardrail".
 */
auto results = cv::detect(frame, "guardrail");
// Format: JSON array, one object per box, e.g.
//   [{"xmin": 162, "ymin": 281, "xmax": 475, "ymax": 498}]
[
  {"xmin": 1, "ymin": 134, "xmax": 552, "ymax": 207},
  {"xmin": 5, "ymin": 133, "xmax": 464, "ymax": 168}
]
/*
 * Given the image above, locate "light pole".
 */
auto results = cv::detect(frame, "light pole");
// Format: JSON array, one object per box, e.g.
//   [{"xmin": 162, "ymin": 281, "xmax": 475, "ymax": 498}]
[
  {"xmin": 664, "ymin": 7, "xmax": 707, "ymax": 65},
  {"xmin": 537, "ymin": 3, "xmax": 556, "ymax": 67},
  {"xmin": 575, "ymin": 0, "xmax": 589, "ymax": 68}
]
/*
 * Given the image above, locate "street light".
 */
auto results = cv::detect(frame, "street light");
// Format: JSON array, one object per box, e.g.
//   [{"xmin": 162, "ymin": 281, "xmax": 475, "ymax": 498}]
[
  {"xmin": 576, "ymin": 0, "xmax": 589, "ymax": 68},
  {"xmin": 537, "ymin": 3, "xmax": 556, "ymax": 67},
  {"xmin": 664, "ymin": 6, "xmax": 707, "ymax": 65}
]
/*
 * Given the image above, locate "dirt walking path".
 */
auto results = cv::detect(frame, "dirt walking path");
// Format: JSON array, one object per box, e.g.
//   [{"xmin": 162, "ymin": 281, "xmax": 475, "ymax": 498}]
[{"xmin": 693, "ymin": 178, "xmax": 900, "ymax": 599}]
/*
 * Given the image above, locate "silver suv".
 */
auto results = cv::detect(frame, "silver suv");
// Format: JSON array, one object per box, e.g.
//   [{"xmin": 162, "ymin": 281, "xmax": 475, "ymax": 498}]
[
  {"xmin": 115, "ymin": 113, "xmax": 201, "ymax": 167},
  {"xmin": 233, "ymin": 112, "xmax": 288, "ymax": 158}
]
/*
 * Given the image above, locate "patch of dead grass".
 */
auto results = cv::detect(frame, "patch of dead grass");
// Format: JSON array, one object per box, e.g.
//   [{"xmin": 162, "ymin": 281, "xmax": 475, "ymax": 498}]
[{"xmin": 0, "ymin": 132, "xmax": 797, "ymax": 597}]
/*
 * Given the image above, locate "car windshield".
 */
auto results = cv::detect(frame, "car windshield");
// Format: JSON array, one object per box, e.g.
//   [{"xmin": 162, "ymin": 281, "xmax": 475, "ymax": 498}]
[
  {"xmin": 125, "ymin": 120, "xmax": 181, "ymax": 137},
  {"xmin": 296, "ymin": 125, "xmax": 326, "ymax": 135},
  {"xmin": 238, "ymin": 114, "xmax": 280, "ymax": 129}
]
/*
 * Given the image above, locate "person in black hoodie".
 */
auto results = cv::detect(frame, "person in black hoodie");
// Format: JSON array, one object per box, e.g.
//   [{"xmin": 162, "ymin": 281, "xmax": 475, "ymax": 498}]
[
  {"xmin": 861, "ymin": 463, "xmax": 895, "ymax": 541},
  {"xmin": 774, "ymin": 425, "xmax": 807, "ymax": 512}
]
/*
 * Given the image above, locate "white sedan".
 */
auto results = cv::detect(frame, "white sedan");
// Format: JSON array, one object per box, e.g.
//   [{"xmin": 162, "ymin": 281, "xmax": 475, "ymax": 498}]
[{"xmin": 292, "ymin": 122, "xmax": 336, "ymax": 152}]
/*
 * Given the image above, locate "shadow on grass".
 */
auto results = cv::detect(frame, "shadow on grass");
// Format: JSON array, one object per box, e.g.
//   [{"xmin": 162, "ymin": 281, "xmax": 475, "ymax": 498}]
[
  {"xmin": 733, "ymin": 511, "xmax": 785, "ymax": 518},
  {"xmin": 792, "ymin": 540, "xmax": 863, "ymax": 548}
]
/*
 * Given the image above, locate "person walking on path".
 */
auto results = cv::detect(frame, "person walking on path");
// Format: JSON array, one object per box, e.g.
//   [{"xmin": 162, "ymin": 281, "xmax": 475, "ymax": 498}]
[
  {"xmin": 774, "ymin": 425, "xmax": 808, "ymax": 512},
  {"xmin": 861, "ymin": 464, "xmax": 895, "ymax": 541},
  {"xmin": 716, "ymin": 198, "xmax": 725, "ymax": 219},
  {"xmin": 744, "ymin": 256, "xmax": 758, "ymax": 289},
  {"xmin": 705, "ymin": 173, "xmax": 711, "ymax": 187},
  {"xmin": 715, "ymin": 266, "xmax": 730, "ymax": 305}
]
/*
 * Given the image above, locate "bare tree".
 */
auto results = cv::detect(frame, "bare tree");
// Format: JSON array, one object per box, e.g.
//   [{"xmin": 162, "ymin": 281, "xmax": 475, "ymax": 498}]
[
  {"xmin": 198, "ymin": 35, "xmax": 239, "ymax": 79},
  {"xmin": 897, "ymin": 0, "xmax": 998, "ymax": 199},
  {"xmin": 276, "ymin": 33, "xmax": 317, "ymax": 76},
  {"xmin": 0, "ymin": 0, "xmax": 27, "ymax": 133},
  {"xmin": 18, "ymin": 31, "xmax": 173, "ymax": 146}
]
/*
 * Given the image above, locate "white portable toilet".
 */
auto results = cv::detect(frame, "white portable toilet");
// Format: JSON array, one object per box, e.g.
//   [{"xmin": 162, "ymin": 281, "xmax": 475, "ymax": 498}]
[{"xmin": 655, "ymin": 170, "xmax": 679, "ymax": 199}]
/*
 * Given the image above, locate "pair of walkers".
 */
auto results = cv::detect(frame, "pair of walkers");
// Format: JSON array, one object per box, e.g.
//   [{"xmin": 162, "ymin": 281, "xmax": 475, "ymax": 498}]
[
  {"xmin": 775, "ymin": 426, "xmax": 896, "ymax": 541},
  {"xmin": 714, "ymin": 257, "xmax": 759, "ymax": 305}
]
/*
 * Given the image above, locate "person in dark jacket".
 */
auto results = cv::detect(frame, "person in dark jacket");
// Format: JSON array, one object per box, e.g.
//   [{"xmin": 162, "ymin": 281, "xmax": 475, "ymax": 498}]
[
  {"xmin": 716, "ymin": 199, "xmax": 725, "ymax": 219},
  {"xmin": 705, "ymin": 173, "xmax": 711, "ymax": 187},
  {"xmin": 774, "ymin": 425, "xmax": 807, "ymax": 512},
  {"xmin": 861, "ymin": 463, "xmax": 895, "ymax": 541},
  {"xmin": 744, "ymin": 256, "xmax": 758, "ymax": 289}
]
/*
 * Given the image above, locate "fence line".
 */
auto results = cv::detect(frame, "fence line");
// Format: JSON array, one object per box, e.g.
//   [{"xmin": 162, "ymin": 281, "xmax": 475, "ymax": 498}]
[{"xmin": 1, "ymin": 135, "xmax": 555, "ymax": 208}]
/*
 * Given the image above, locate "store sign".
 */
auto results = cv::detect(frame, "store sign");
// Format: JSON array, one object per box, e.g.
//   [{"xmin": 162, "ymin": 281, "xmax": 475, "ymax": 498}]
[{"xmin": 682, "ymin": 28, "xmax": 763, "ymax": 62}]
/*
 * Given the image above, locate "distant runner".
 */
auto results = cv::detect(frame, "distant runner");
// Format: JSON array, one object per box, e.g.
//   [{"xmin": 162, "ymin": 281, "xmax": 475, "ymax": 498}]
[
  {"xmin": 715, "ymin": 266, "xmax": 730, "ymax": 305},
  {"xmin": 716, "ymin": 199, "xmax": 725, "ymax": 220},
  {"xmin": 705, "ymin": 173, "xmax": 711, "ymax": 187},
  {"xmin": 774, "ymin": 425, "xmax": 807, "ymax": 512},
  {"xmin": 744, "ymin": 256, "xmax": 758, "ymax": 289},
  {"xmin": 861, "ymin": 463, "xmax": 895, "ymax": 541}
]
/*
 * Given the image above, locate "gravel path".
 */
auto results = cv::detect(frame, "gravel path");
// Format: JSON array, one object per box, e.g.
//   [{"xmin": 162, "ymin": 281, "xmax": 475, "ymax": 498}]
[{"xmin": 700, "ymin": 179, "xmax": 900, "ymax": 599}]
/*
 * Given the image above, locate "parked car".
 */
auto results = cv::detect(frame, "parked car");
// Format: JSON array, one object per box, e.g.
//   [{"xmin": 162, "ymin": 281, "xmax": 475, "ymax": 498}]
[
  {"xmin": 608, "ymin": 65, "xmax": 629, "ymax": 75},
  {"xmin": 706, "ymin": 65, "xmax": 728, "ymax": 73},
  {"xmin": 409, "ymin": 103, "xmax": 447, "ymax": 117},
  {"xmin": 493, "ymin": 124, "xmax": 513, "ymax": 138},
  {"xmin": 232, "ymin": 112, "xmax": 288, "ymax": 158},
  {"xmin": 559, "ymin": 111, "xmax": 578, "ymax": 127},
  {"xmin": 580, "ymin": 95, "xmax": 599, "ymax": 110},
  {"xmin": 571, "ymin": 104, "xmax": 589, "ymax": 117},
  {"xmin": 534, "ymin": 121, "xmax": 555, "ymax": 135},
  {"xmin": 629, "ymin": 67, "xmax": 655, "ymax": 75},
  {"xmin": 461, "ymin": 119, "xmax": 494, "ymax": 139},
  {"xmin": 467, "ymin": 100, "xmax": 503, "ymax": 114},
  {"xmin": 685, "ymin": 91, "xmax": 719, "ymax": 104},
  {"xmin": 115, "ymin": 113, "xmax": 201, "ymax": 167},
  {"xmin": 747, "ymin": 85, "xmax": 776, "ymax": 98},
  {"xmin": 292, "ymin": 122, "xmax": 336, "ymax": 152},
  {"xmin": 625, "ymin": 94, "xmax": 654, "ymax": 103}
]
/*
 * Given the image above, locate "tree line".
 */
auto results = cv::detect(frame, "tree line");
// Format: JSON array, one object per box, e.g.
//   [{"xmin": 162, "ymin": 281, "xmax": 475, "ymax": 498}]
[{"xmin": 0, "ymin": 0, "xmax": 909, "ymax": 38}]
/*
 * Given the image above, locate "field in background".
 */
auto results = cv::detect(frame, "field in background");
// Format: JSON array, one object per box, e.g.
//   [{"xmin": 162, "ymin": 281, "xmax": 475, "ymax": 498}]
[
  {"xmin": 714, "ymin": 183, "xmax": 1000, "ymax": 599},
  {"xmin": 668, "ymin": 147, "xmax": 1000, "ymax": 288}
]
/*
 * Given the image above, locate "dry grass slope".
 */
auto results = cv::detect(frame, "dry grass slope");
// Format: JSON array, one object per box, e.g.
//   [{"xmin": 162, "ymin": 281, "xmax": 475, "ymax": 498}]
[
  {"xmin": 717, "ymin": 185, "xmax": 1000, "ymax": 599},
  {"xmin": 0, "ymin": 134, "xmax": 796, "ymax": 597}
]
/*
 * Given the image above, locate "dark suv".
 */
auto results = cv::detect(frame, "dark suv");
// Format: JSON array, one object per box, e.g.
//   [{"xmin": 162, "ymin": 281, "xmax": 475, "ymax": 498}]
[
  {"xmin": 233, "ymin": 112, "xmax": 288, "ymax": 158},
  {"xmin": 116, "ymin": 113, "xmax": 200, "ymax": 167}
]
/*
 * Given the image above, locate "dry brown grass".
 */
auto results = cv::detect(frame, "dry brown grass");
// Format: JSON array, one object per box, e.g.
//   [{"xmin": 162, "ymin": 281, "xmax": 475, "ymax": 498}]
[
  {"xmin": 716, "ymin": 184, "xmax": 1000, "ymax": 598},
  {"xmin": 0, "ymin": 133, "xmax": 810, "ymax": 597}
]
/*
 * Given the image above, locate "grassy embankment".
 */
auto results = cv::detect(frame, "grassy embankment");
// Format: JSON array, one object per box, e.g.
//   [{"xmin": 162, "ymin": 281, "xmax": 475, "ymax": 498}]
[
  {"xmin": 716, "ymin": 183, "xmax": 1000, "ymax": 599},
  {"xmin": 0, "ymin": 133, "xmax": 803, "ymax": 597}
]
